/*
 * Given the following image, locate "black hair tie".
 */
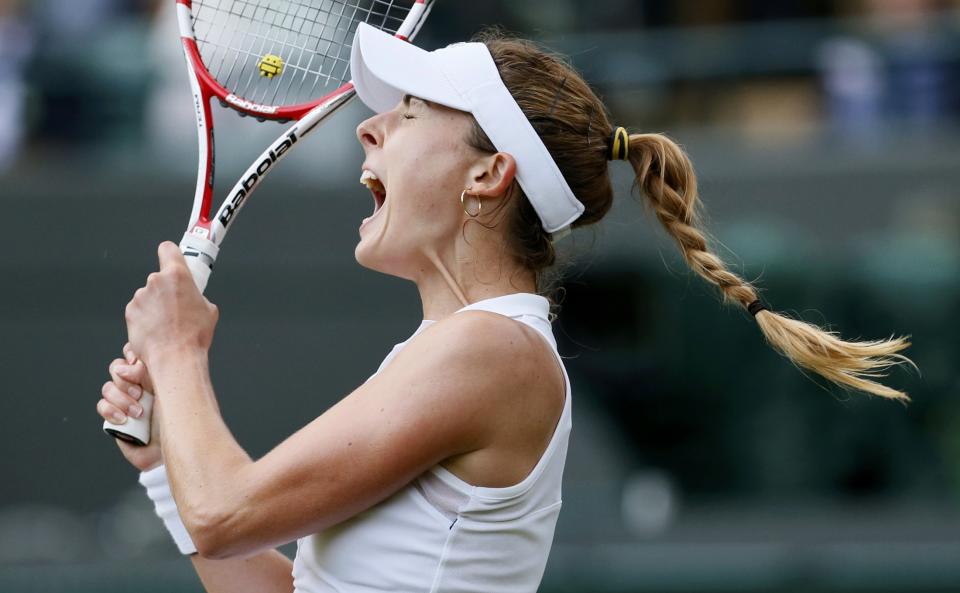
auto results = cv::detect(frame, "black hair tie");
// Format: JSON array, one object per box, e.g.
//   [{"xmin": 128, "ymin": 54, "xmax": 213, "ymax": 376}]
[{"xmin": 747, "ymin": 299, "xmax": 768, "ymax": 316}]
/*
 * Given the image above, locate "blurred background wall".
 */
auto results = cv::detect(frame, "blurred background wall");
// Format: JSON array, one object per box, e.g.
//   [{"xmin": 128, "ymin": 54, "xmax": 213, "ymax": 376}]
[{"xmin": 1, "ymin": 0, "xmax": 958, "ymax": 592}]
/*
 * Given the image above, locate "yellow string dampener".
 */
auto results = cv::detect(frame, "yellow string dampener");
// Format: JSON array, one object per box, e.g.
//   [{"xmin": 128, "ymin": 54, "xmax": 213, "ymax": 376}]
[{"xmin": 258, "ymin": 54, "xmax": 284, "ymax": 78}]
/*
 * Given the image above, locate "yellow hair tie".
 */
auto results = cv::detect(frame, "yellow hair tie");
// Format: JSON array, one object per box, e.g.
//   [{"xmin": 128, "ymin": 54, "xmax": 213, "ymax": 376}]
[{"xmin": 608, "ymin": 127, "xmax": 629, "ymax": 161}]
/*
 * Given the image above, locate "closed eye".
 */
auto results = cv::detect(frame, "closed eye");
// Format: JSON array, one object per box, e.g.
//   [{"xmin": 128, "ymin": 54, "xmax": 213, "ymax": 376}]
[{"xmin": 401, "ymin": 93, "xmax": 430, "ymax": 116}]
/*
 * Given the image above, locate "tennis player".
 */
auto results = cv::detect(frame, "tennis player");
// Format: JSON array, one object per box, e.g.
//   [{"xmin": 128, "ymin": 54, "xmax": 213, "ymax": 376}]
[{"xmin": 96, "ymin": 24, "xmax": 914, "ymax": 593}]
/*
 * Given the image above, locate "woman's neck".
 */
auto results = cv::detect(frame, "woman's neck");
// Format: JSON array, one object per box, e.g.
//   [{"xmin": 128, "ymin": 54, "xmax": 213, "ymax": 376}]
[{"xmin": 414, "ymin": 245, "xmax": 536, "ymax": 321}]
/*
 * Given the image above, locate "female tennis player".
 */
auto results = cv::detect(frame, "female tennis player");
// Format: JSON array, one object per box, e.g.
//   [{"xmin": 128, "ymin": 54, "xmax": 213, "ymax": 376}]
[{"xmin": 96, "ymin": 24, "xmax": 915, "ymax": 593}]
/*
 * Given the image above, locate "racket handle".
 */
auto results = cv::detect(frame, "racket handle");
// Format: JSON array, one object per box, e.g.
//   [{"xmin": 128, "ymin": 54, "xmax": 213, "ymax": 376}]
[
  {"xmin": 102, "ymin": 232, "xmax": 219, "ymax": 445},
  {"xmin": 179, "ymin": 231, "xmax": 220, "ymax": 295}
]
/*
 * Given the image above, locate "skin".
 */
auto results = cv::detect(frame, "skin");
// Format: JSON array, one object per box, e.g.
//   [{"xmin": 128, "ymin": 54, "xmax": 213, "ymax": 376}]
[{"xmin": 96, "ymin": 97, "xmax": 565, "ymax": 591}]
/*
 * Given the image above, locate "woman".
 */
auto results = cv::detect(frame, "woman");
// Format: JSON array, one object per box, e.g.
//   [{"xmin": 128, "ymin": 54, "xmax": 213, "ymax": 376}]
[{"xmin": 96, "ymin": 24, "xmax": 916, "ymax": 593}]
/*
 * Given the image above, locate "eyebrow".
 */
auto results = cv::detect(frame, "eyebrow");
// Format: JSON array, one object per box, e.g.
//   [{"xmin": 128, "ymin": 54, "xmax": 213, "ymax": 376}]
[{"xmin": 402, "ymin": 94, "xmax": 431, "ymax": 108}]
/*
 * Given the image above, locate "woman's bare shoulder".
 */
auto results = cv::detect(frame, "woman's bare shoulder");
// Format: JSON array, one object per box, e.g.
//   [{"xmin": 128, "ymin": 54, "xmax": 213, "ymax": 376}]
[
  {"xmin": 410, "ymin": 310, "xmax": 566, "ymax": 487},
  {"xmin": 414, "ymin": 309, "xmax": 558, "ymax": 378}
]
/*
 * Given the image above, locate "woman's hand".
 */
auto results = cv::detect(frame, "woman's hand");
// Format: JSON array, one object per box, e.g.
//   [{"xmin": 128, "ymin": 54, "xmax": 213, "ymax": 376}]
[
  {"xmin": 125, "ymin": 241, "xmax": 219, "ymax": 367},
  {"xmin": 97, "ymin": 343, "xmax": 162, "ymax": 471}
]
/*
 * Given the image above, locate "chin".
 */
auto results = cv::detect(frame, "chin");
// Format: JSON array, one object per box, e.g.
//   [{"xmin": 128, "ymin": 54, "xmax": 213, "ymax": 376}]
[
  {"xmin": 354, "ymin": 240, "xmax": 382, "ymax": 272},
  {"xmin": 355, "ymin": 239, "xmax": 398, "ymax": 277},
  {"xmin": 355, "ymin": 238, "xmax": 420, "ymax": 282}
]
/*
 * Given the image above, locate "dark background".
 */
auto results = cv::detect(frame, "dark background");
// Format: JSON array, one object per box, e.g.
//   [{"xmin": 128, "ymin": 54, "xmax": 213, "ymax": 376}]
[{"xmin": 1, "ymin": 0, "xmax": 958, "ymax": 592}]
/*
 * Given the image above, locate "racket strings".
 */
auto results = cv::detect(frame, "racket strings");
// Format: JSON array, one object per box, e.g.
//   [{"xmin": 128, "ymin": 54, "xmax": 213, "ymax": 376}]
[{"xmin": 192, "ymin": 0, "xmax": 412, "ymax": 108}]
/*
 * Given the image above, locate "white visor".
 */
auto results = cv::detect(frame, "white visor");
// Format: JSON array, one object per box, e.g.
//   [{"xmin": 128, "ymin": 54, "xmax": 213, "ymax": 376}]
[{"xmin": 350, "ymin": 23, "xmax": 585, "ymax": 235}]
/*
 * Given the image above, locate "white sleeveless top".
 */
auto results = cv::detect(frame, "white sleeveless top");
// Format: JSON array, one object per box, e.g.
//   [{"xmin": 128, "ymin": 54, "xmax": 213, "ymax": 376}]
[{"xmin": 291, "ymin": 293, "xmax": 572, "ymax": 593}]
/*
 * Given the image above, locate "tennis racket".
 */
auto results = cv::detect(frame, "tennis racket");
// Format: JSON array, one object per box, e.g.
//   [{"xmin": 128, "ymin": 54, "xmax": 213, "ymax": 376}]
[{"xmin": 103, "ymin": 0, "xmax": 435, "ymax": 445}]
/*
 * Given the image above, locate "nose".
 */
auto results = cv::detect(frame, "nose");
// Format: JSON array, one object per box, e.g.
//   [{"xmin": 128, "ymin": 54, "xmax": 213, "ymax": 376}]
[{"xmin": 356, "ymin": 114, "xmax": 383, "ymax": 150}]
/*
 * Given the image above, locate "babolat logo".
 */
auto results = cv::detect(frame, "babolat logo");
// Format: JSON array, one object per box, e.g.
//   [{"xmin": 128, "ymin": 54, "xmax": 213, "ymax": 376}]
[
  {"xmin": 193, "ymin": 92, "xmax": 204, "ymax": 125},
  {"xmin": 225, "ymin": 94, "xmax": 278, "ymax": 114},
  {"xmin": 219, "ymin": 130, "xmax": 298, "ymax": 227}
]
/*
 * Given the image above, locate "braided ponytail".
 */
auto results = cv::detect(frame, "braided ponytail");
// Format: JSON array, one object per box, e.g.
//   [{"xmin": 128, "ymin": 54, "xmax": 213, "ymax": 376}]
[
  {"xmin": 466, "ymin": 29, "xmax": 916, "ymax": 401},
  {"xmin": 624, "ymin": 132, "xmax": 917, "ymax": 401}
]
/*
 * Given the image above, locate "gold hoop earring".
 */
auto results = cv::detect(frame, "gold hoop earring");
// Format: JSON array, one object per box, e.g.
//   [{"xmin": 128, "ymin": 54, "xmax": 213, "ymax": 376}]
[{"xmin": 460, "ymin": 189, "xmax": 482, "ymax": 218}]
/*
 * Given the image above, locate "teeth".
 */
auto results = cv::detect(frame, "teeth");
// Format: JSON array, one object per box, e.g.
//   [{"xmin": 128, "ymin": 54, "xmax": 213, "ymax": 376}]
[
  {"xmin": 360, "ymin": 169, "xmax": 386, "ymax": 216},
  {"xmin": 360, "ymin": 169, "xmax": 378, "ymax": 187},
  {"xmin": 360, "ymin": 169, "xmax": 385, "ymax": 193}
]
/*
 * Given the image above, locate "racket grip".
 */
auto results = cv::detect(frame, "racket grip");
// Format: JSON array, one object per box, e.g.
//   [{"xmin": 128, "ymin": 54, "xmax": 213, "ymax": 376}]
[
  {"xmin": 103, "ymin": 390, "xmax": 155, "ymax": 446},
  {"xmin": 179, "ymin": 231, "xmax": 220, "ymax": 296},
  {"xmin": 102, "ymin": 232, "xmax": 219, "ymax": 445}
]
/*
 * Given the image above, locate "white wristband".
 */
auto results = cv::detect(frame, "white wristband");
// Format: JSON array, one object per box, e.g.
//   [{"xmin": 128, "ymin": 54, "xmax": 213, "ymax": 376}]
[{"xmin": 139, "ymin": 465, "xmax": 198, "ymax": 555}]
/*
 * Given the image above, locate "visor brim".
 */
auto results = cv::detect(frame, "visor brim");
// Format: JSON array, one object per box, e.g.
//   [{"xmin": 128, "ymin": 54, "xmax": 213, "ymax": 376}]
[{"xmin": 352, "ymin": 23, "xmax": 471, "ymax": 113}]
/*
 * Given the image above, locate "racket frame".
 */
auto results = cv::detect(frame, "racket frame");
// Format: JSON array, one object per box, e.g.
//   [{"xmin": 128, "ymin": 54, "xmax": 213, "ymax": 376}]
[{"xmin": 103, "ymin": 0, "xmax": 432, "ymax": 445}]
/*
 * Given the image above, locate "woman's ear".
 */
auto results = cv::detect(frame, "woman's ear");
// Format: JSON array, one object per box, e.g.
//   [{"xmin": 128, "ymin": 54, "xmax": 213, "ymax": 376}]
[{"xmin": 468, "ymin": 152, "xmax": 516, "ymax": 199}]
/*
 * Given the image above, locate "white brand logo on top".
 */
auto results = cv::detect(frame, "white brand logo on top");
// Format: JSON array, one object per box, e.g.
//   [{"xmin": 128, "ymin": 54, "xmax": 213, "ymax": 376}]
[{"xmin": 225, "ymin": 94, "xmax": 278, "ymax": 114}]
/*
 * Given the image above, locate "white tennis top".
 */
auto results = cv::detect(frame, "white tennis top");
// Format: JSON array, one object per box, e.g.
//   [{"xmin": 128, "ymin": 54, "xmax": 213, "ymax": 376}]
[{"xmin": 291, "ymin": 292, "xmax": 572, "ymax": 593}]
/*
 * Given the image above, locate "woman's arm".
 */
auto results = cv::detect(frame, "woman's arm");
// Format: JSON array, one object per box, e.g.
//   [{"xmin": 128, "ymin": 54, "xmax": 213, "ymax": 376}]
[
  {"xmin": 148, "ymin": 309, "xmax": 538, "ymax": 558},
  {"xmin": 125, "ymin": 243, "xmax": 551, "ymax": 559},
  {"xmin": 191, "ymin": 550, "xmax": 293, "ymax": 593},
  {"xmin": 100, "ymin": 353, "xmax": 295, "ymax": 593}
]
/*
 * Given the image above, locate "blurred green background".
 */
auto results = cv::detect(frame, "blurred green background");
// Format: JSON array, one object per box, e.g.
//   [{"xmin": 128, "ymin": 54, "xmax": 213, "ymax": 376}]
[{"xmin": 1, "ymin": 0, "xmax": 957, "ymax": 592}]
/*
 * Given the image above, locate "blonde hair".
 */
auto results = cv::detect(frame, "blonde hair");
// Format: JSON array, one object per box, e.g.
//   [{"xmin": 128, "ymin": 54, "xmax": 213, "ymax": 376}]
[{"xmin": 466, "ymin": 31, "xmax": 917, "ymax": 401}]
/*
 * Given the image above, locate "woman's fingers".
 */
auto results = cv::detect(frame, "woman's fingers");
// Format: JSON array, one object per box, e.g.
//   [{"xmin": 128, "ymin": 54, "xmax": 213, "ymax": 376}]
[
  {"xmin": 120, "ymin": 360, "xmax": 150, "ymax": 392},
  {"xmin": 109, "ymin": 358, "xmax": 145, "ymax": 400},
  {"xmin": 122, "ymin": 342, "xmax": 136, "ymax": 364},
  {"xmin": 118, "ymin": 344, "xmax": 155, "ymax": 393},
  {"xmin": 98, "ymin": 393, "xmax": 132, "ymax": 425},
  {"xmin": 102, "ymin": 347, "xmax": 152, "ymax": 427},
  {"xmin": 100, "ymin": 380, "xmax": 144, "ymax": 421}
]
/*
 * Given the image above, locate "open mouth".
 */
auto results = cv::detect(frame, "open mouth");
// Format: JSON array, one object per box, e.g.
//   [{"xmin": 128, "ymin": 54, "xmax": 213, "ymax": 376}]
[{"xmin": 360, "ymin": 169, "xmax": 387, "ymax": 216}]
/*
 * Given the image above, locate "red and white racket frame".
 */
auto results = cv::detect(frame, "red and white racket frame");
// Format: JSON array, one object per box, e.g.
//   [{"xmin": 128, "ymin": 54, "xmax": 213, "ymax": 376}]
[
  {"xmin": 103, "ymin": 0, "xmax": 431, "ymax": 445},
  {"xmin": 175, "ymin": 0, "xmax": 429, "ymax": 293}
]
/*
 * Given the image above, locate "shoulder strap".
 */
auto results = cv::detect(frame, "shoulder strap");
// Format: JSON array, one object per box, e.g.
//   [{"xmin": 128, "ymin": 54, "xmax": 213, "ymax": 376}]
[
  {"xmin": 455, "ymin": 293, "xmax": 555, "ymax": 349},
  {"xmin": 455, "ymin": 293, "xmax": 550, "ymax": 321}
]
